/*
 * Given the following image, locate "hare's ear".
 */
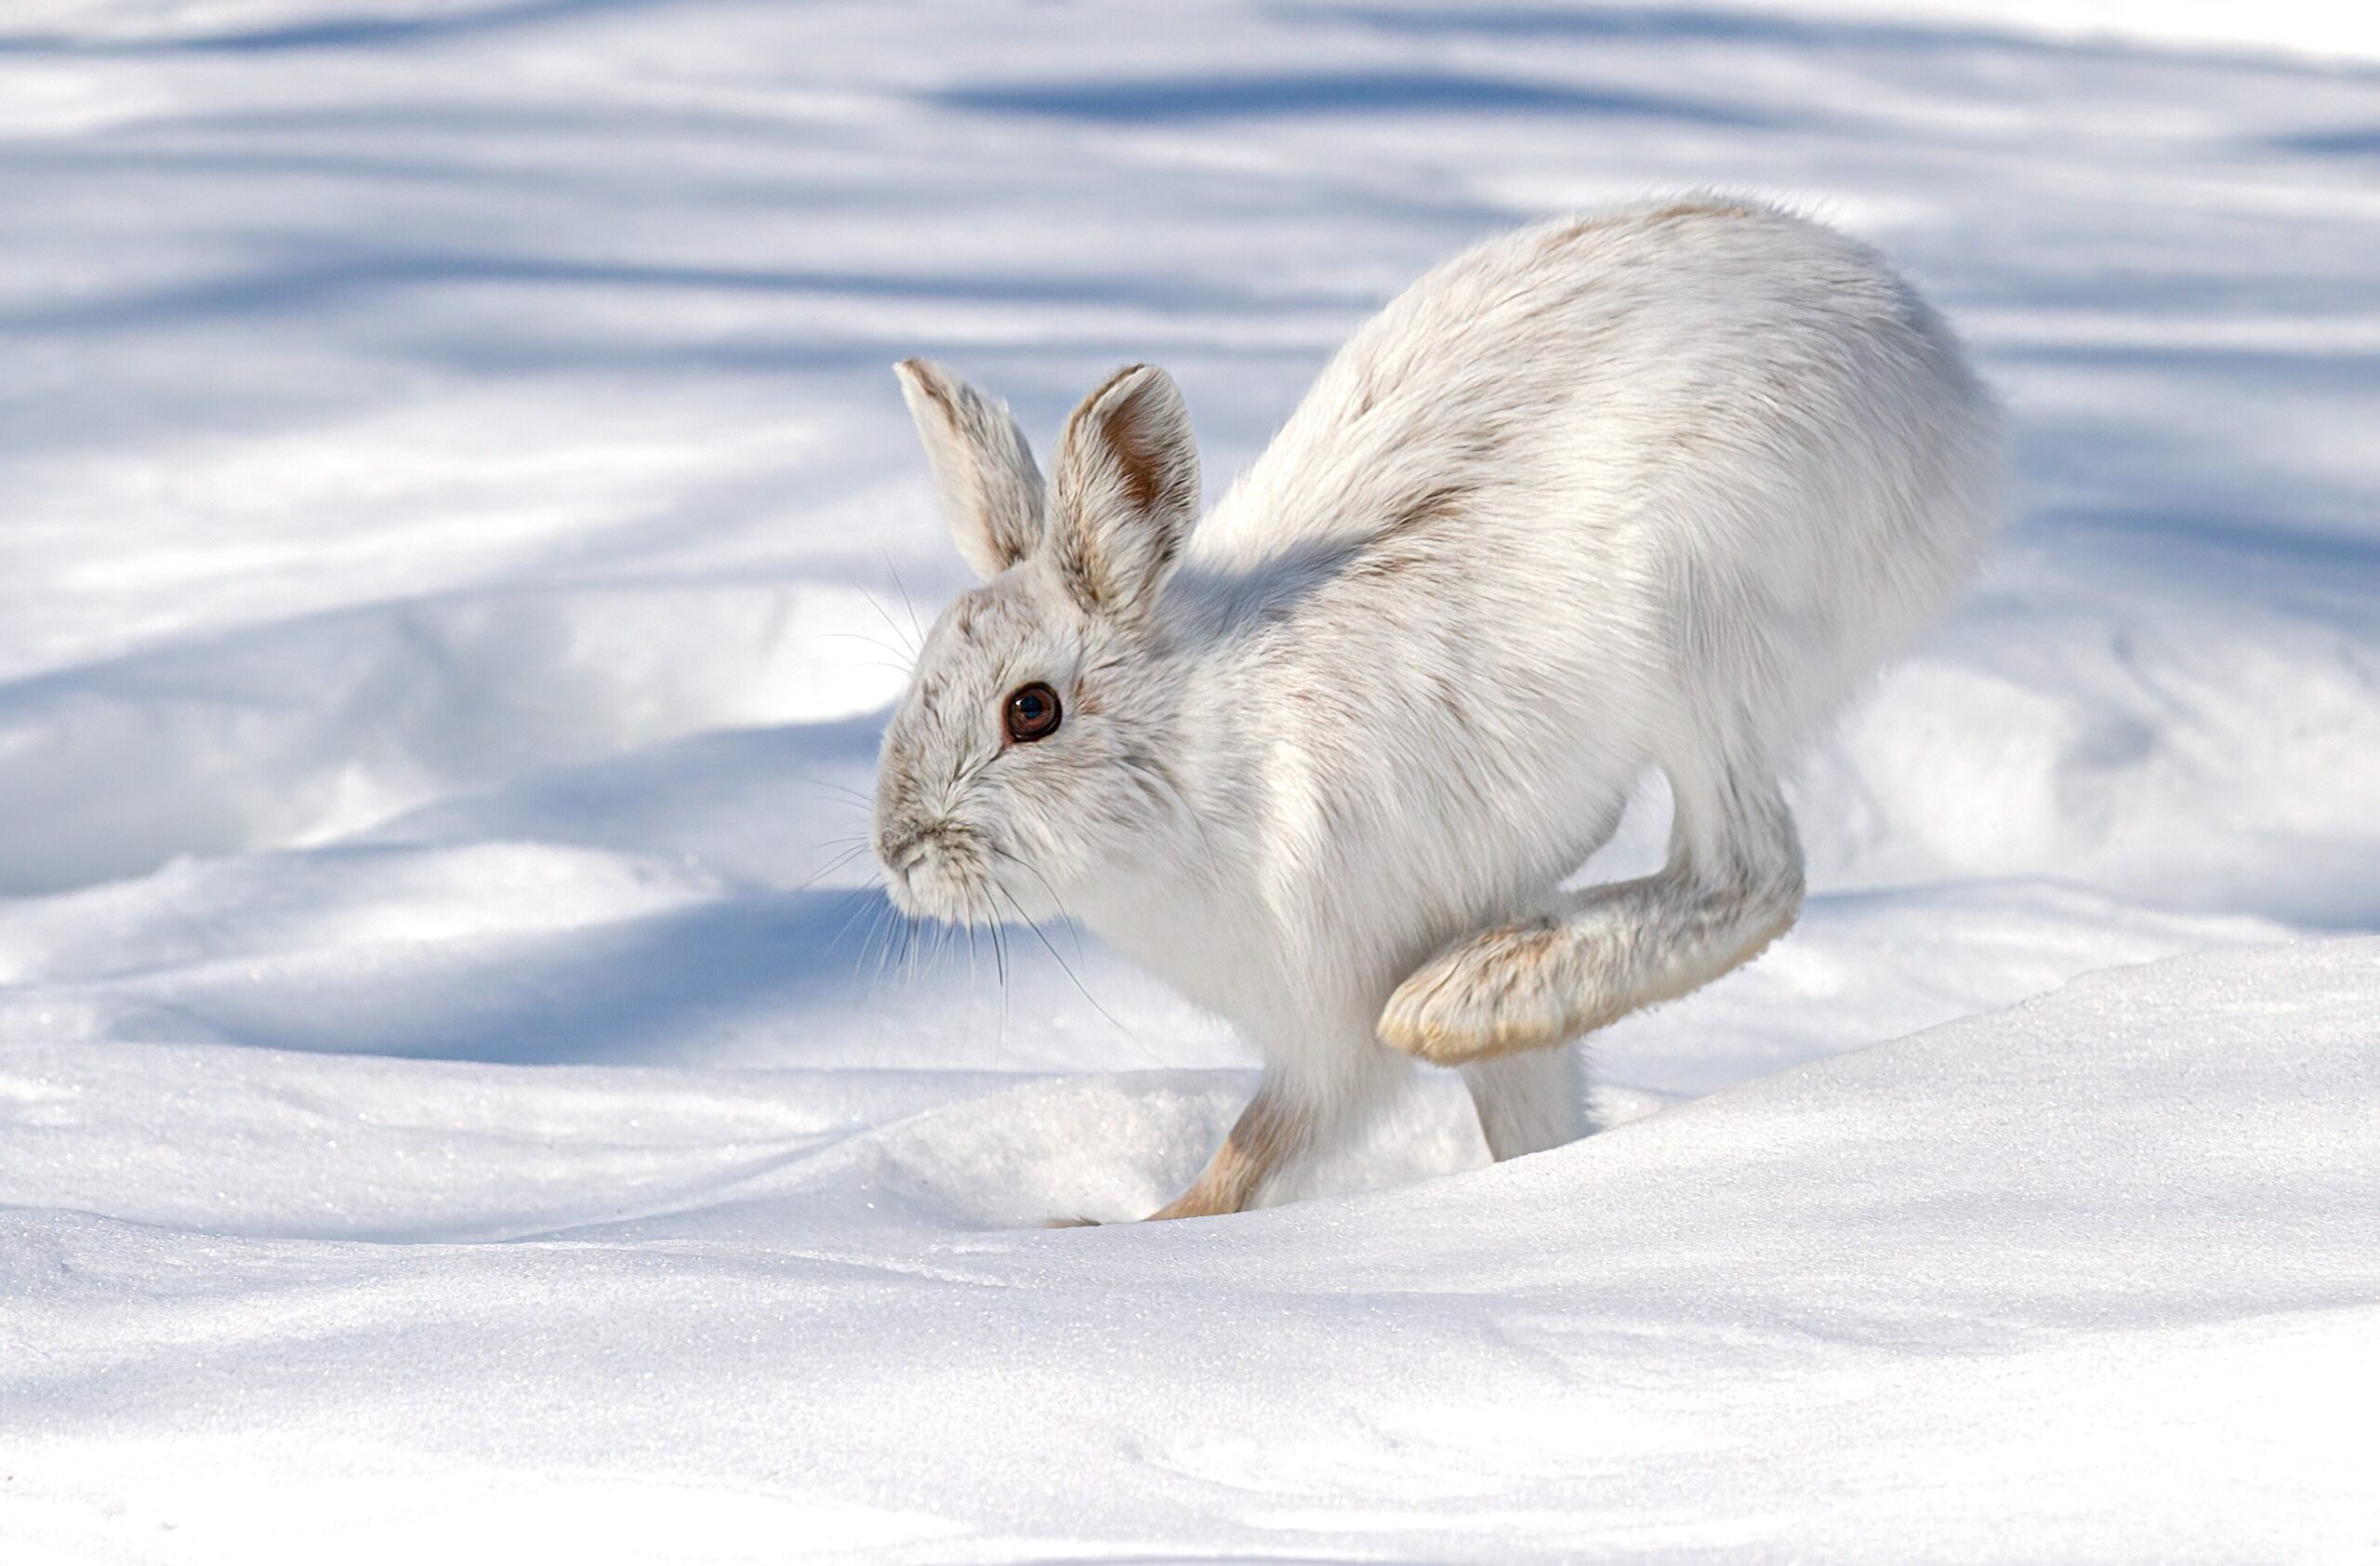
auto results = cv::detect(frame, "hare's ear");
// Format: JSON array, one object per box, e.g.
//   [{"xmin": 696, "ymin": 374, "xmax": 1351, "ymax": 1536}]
[
  {"xmin": 1050, "ymin": 364, "xmax": 1199, "ymax": 619},
  {"xmin": 894, "ymin": 359, "xmax": 1046, "ymax": 581}
]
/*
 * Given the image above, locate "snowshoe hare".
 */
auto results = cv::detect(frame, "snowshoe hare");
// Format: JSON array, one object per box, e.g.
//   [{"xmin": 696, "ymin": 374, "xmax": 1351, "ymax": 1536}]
[{"xmin": 873, "ymin": 200, "xmax": 2003, "ymax": 1220}]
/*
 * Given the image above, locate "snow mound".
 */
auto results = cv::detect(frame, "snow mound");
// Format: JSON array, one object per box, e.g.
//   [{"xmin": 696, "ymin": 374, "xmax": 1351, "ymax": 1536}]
[{"xmin": 5, "ymin": 937, "xmax": 2375, "ymax": 1561}]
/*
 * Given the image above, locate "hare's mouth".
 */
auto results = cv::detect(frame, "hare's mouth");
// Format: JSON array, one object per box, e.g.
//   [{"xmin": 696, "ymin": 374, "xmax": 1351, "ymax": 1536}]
[{"xmin": 878, "ymin": 819, "xmax": 994, "ymax": 924}]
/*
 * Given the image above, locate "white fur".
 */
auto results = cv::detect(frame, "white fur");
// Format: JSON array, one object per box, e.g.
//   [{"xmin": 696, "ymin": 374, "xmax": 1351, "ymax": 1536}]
[{"xmin": 874, "ymin": 200, "xmax": 2005, "ymax": 1218}]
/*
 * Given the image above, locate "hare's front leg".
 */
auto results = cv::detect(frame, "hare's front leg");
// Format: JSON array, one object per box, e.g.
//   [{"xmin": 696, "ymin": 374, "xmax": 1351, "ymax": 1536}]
[
  {"xmin": 1145, "ymin": 1036, "xmax": 1406, "ymax": 1220},
  {"xmin": 1144, "ymin": 1081, "xmax": 1304, "ymax": 1220},
  {"xmin": 1461, "ymin": 1048, "xmax": 1591, "ymax": 1161},
  {"xmin": 1381, "ymin": 759, "xmax": 1803, "ymax": 1066}
]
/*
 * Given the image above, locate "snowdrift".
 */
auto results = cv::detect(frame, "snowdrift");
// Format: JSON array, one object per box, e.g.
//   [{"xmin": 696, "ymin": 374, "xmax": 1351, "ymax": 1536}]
[{"xmin": 5, "ymin": 937, "xmax": 2375, "ymax": 1561}]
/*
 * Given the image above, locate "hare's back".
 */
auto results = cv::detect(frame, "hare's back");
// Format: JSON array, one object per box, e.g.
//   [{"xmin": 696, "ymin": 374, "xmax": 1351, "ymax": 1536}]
[{"xmin": 1197, "ymin": 200, "xmax": 2001, "ymax": 741}]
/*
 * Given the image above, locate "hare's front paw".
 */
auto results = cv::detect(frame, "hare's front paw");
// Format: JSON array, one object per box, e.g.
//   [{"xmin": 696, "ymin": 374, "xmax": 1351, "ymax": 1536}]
[{"xmin": 1379, "ymin": 919, "xmax": 1580, "ymax": 1065}]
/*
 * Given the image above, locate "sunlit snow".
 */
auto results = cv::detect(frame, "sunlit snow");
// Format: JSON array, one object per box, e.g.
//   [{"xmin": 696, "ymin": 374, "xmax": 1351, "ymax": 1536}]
[{"xmin": 4, "ymin": 3, "xmax": 2376, "ymax": 1560}]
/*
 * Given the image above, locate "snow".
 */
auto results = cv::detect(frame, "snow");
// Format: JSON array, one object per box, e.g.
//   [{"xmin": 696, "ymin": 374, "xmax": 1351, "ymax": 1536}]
[
  {"xmin": 9, "ymin": 940, "xmax": 2377, "ymax": 1561},
  {"xmin": 3, "ymin": 2, "xmax": 2377, "ymax": 1559}
]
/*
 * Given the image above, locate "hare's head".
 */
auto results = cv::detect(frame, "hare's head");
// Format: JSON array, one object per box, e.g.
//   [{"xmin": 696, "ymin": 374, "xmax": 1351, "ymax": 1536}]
[{"xmin": 873, "ymin": 360, "xmax": 1201, "ymax": 926}]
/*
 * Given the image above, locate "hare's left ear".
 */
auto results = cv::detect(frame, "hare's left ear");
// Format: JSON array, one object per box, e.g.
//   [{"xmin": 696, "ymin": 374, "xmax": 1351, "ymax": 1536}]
[
  {"xmin": 894, "ymin": 359, "xmax": 1046, "ymax": 581},
  {"xmin": 1050, "ymin": 364, "xmax": 1200, "ymax": 619}
]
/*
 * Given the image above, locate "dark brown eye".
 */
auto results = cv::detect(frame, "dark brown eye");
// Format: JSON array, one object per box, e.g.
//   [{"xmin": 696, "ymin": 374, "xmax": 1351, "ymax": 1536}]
[{"xmin": 1003, "ymin": 681, "xmax": 1063, "ymax": 744}]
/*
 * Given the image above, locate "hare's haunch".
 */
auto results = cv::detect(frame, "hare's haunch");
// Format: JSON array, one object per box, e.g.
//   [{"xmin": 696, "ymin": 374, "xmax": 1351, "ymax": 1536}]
[{"xmin": 873, "ymin": 201, "xmax": 2005, "ymax": 1220}]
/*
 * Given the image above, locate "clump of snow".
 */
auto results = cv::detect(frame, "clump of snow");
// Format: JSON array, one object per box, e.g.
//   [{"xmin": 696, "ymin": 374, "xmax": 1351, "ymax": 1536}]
[{"xmin": 3, "ymin": 0, "xmax": 2377, "ymax": 1559}]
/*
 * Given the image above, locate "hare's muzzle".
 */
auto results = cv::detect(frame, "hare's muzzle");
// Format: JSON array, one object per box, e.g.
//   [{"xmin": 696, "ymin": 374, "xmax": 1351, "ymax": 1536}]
[{"xmin": 875, "ymin": 819, "xmax": 990, "ymax": 924}]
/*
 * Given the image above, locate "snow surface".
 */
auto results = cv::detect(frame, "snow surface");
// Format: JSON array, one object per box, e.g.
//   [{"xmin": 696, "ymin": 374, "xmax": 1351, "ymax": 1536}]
[{"xmin": 3, "ymin": 2, "xmax": 2378, "ymax": 1560}]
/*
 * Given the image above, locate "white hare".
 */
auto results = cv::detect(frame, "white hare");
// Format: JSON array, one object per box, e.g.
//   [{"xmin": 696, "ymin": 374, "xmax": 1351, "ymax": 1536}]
[{"xmin": 873, "ymin": 199, "xmax": 2003, "ymax": 1220}]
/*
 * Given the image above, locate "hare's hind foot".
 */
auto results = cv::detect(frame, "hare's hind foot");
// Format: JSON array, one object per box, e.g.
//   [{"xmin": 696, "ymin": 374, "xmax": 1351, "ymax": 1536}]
[
  {"xmin": 1380, "ymin": 763, "xmax": 1804, "ymax": 1068},
  {"xmin": 1377, "ymin": 896, "xmax": 1794, "ymax": 1064},
  {"xmin": 1378, "ymin": 918, "xmax": 1584, "ymax": 1065}
]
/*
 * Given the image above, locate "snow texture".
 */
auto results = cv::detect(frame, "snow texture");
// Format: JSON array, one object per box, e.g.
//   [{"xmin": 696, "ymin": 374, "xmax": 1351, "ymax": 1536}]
[{"xmin": 2, "ymin": 2, "xmax": 2377, "ymax": 1560}]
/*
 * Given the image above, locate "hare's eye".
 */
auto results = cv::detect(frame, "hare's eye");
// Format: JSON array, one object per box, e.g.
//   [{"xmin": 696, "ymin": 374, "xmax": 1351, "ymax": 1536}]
[{"xmin": 1003, "ymin": 682, "xmax": 1063, "ymax": 744}]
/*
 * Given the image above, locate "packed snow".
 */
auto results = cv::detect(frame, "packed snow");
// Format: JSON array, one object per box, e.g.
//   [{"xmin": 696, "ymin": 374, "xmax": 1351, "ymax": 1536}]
[{"xmin": 3, "ymin": 2, "xmax": 2377, "ymax": 1560}]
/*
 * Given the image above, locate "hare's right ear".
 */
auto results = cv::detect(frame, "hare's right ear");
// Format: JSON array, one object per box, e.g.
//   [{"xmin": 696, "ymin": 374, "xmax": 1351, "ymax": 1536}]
[{"xmin": 894, "ymin": 359, "xmax": 1046, "ymax": 581}]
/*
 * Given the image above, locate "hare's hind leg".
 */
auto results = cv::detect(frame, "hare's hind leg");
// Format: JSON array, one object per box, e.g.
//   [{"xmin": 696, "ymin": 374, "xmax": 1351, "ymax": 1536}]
[
  {"xmin": 1461, "ymin": 1046, "xmax": 1591, "ymax": 1161},
  {"xmin": 1380, "ymin": 758, "xmax": 1802, "ymax": 1067}
]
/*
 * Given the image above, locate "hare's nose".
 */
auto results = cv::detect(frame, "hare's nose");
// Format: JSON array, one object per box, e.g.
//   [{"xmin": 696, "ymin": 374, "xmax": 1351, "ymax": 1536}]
[
  {"xmin": 879, "ymin": 815, "xmax": 964, "ymax": 871},
  {"xmin": 876, "ymin": 827, "xmax": 923, "ymax": 871}
]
